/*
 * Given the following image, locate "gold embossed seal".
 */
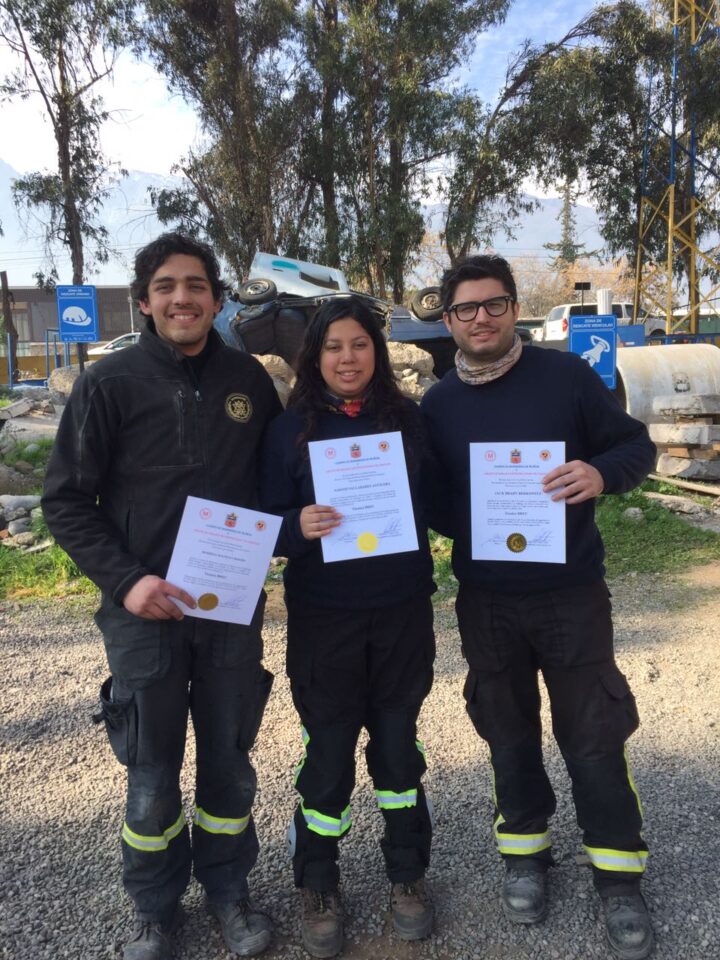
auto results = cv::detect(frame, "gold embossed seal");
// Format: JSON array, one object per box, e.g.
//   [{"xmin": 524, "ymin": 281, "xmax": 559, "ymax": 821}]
[
  {"xmin": 198, "ymin": 593, "xmax": 219, "ymax": 611},
  {"xmin": 506, "ymin": 533, "xmax": 527, "ymax": 553}
]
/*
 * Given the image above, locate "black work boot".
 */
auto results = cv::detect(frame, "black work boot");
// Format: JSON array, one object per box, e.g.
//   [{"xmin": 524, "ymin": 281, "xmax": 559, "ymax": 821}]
[
  {"xmin": 390, "ymin": 879, "xmax": 434, "ymax": 940},
  {"xmin": 123, "ymin": 906, "xmax": 183, "ymax": 960},
  {"xmin": 299, "ymin": 888, "xmax": 344, "ymax": 958},
  {"xmin": 601, "ymin": 890, "xmax": 655, "ymax": 960},
  {"xmin": 209, "ymin": 899, "xmax": 272, "ymax": 956},
  {"xmin": 501, "ymin": 860, "xmax": 547, "ymax": 924}
]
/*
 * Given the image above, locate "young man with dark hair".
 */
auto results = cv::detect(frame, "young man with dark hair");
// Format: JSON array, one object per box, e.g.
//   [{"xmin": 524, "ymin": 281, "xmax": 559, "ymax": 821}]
[
  {"xmin": 43, "ymin": 233, "xmax": 282, "ymax": 960},
  {"xmin": 420, "ymin": 254, "xmax": 657, "ymax": 960}
]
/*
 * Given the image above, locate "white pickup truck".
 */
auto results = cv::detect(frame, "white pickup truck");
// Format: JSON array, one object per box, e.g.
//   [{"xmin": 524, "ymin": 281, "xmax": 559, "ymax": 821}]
[{"xmin": 542, "ymin": 302, "xmax": 665, "ymax": 341}]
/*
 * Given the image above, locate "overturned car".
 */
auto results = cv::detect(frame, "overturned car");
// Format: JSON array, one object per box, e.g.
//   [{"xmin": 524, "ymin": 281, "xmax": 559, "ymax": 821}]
[{"xmin": 213, "ymin": 253, "xmax": 460, "ymax": 376}]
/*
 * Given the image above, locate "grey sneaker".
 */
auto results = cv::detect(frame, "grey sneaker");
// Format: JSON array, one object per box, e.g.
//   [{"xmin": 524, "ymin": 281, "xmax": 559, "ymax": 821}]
[
  {"xmin": 299, "ymin": 888, "xmax": 344, "ymax": 958},
  {"xmin": 209, "ymin": 899, "xmax": 272, "ymax": 957},
  {"xmin": 390, "ymin": 879, "xmax": 434, "ymax": 940},
  {"xmin": 602, "ymin": 891, "xmax": 655, "ymax": 960},
  {"xmin": 123, "ymin": 907, "xmax": 183, "ymax": 960},
  {"xmin": 501, "ymin": 862, "xmax": 547, "ymax": 924}
]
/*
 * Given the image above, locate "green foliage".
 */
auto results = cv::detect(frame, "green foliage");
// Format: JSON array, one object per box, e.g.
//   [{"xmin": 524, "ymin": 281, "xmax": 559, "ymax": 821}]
[
  {"xmin": 136, "ymin": 0, "xmax": 516, "ymax": 295},
  {"xmin": 137, "ymin": 0, "xmax": 308, "ymax": 281},
  {"xmin": 0, "ymin": 512, "xmax": 95, "ymax": 600},
  {"xmin": 0, "ymin": 543, "xmax": 95, "ymax": 601},
  {"xmin": 1, "ymin": 437, "xmax": 54, "ymax": 471},
  {"xmin": 0, "ymin": 0, "xmax": 132, "ymax": 284},
  {"xmin": 429, "ymin": 531, "xmax": 455, "ymax": 597},
  {"xmin": 596, "ymin": 485, "xmax": 720, "ymax": 577}
]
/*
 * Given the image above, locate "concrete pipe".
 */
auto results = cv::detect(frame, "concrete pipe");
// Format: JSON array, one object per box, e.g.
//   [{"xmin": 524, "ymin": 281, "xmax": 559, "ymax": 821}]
[{"xmin": 614, "ymin": 344, "xmax": 720, "ymax": 425}]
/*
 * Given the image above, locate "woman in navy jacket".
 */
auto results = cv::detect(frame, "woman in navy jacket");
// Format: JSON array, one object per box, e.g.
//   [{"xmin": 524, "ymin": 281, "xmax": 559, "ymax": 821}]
[{"xmin": 260, "ymin": 296, "xmax": 435, "ymax": 958}]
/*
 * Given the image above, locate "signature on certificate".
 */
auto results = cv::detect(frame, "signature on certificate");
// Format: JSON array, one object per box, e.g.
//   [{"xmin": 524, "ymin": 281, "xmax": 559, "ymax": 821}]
[{"xmin": 483, "ymin": 530, "xmax": 553, "ymax": 546}]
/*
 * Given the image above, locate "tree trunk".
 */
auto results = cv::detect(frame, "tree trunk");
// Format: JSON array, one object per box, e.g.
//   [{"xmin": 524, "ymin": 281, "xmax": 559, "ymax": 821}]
[
  {"xmin": 318, "ymin": 0, "xmax": 340, "ymax": 267},
  {"xmin": 1, "ymin": 271, "xmax": 19, "ymax": 383}
]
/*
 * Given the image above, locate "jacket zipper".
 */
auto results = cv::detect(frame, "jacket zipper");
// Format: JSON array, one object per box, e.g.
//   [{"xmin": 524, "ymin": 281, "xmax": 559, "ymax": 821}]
[{"xmin": 176, "ymin": 390, "xmax": 186, "ymax": 448}]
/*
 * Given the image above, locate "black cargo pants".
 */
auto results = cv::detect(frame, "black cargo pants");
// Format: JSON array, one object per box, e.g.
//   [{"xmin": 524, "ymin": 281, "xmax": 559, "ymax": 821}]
[
  {"xmin": 95, "ymin": 596, "xmax": 272, "ymax": 922},
  {"xmin": 456, "ymin": 579, "xmax": 648, "ymax": 889},
  {"xmin": 286, "ymin": 592, "xmax": 435, "ymax": 891}
]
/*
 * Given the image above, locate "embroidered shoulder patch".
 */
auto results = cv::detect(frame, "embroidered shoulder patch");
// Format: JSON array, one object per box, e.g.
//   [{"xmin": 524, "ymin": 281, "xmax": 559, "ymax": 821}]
[{"xmin": 225, "ymin": 393, "xmax": 253, "ymax": 423}]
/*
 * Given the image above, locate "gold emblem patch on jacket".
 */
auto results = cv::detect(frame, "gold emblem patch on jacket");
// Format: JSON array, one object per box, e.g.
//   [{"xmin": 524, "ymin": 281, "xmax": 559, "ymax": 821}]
[{"xmin": 225, "ymin": 393, "xmax": 253, "ymax": 422}]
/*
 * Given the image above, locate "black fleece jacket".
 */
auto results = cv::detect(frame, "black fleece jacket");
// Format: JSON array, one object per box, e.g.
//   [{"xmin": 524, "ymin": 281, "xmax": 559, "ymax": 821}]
[
  {"xmin": 259, "ymin": 400, "xmax": 435, "ymax": 610},
  {"xmin": 42, "ymin": 326, "xmax": 282, "ymax": 604},
  {"xmin": 420, "ymin": 345, "xmax": 656, "ymax": 593}
]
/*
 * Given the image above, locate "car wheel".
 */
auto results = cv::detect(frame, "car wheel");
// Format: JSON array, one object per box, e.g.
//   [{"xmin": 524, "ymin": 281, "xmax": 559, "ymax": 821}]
[
  {"xmin": 237, "ymin": 278, "xmax": 278, "ymax": 304},
  {"xmin": 411, "ymin": 286, "xmax": 444, "ymax": 321}
]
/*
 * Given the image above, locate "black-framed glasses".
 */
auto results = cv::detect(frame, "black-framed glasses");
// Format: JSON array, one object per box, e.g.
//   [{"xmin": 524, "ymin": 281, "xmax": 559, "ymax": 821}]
[{"xmin": 448, "ymin": 296, "xmax": 515, "ymax": 322}]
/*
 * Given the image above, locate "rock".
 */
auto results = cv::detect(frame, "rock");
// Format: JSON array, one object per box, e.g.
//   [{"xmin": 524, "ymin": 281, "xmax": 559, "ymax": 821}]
[
  {"xmin": 30, "ymin": 507, "xmax": 44, "ymax": 521},
  {"xmin": 48, "ymin": 365, "xmax": 82, "ymax": 404},
  {"xmin": 271, "ymin": 377, "xmax": 291, "ymax": 408},
  {"xmin": 623, "ymin": 507, "xmax": 645, "ymax": 522},
  {"xmin": 652, "ymin": 394, "xmax": 720, "ymax": 417},
  {"xmin": 5, "ymin": 507, "xmax": 29, "ymax": 522},
  {"xmin": 397, "ymin": 379, "xmax": 426, "ymax": 401},
  {"xmin": 12, "ymin": 532, "xmax": 36, "ymax": 547},
  {"xmin": 0, "ymin": 495, "xmax": 42, "ymax": 511},
  {"xmin": 253, "ymin": 353, "xmax": 295, "ymax": 385},
  {"xmin": 649, "ymin": 423, "xmax": 720, "ymax": 445},
  {"xmin": 387, "ymin": 342, "xmax": 436, "ymax": 377},
  {"xmin": 644, "ymin": 492, "xmax": 709, "ymax": 515},
  {"xmin": 24, "ymin": 443, "xmax": 41, "ymax": 456},
  {"xmin": 0, "ymin": 465, "xmax": 37, "ymax": 495},
  {"xmin": 13, "ymin": 460, "xmax": 35, "ymax": 475},
  {"xmin": 0, "ymin": 397, "xmax": 33, "ymax": 419},
  {"xmin": 656, "ymin": 453, "xmax": 720, "ymax": 479},
  {"xmin": 8, "ymin": 518, "xmax": 31, "ymax": 536}
]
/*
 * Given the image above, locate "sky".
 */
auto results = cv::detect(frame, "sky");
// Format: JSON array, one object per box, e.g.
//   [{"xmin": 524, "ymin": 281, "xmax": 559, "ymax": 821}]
[
  {"xmin": 0, "ymin": 1, "xmax": 602, "ymax": 286},
  {"xmin": 0, "ymin": 0, "xmax": 599, "ymax": 178}
]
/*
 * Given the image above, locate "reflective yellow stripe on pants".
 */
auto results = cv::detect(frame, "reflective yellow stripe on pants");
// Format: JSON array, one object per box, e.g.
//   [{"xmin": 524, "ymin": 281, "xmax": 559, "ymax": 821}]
[{"xmin": 122, "ymin": 810, "xmax": 186, "ymax": 852}]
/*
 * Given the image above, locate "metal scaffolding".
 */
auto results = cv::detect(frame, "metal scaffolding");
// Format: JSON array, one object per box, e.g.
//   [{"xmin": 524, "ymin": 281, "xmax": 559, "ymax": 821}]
[{"xmin": 634, "ymin": 0, "xmax": 720, "ymax": 333}]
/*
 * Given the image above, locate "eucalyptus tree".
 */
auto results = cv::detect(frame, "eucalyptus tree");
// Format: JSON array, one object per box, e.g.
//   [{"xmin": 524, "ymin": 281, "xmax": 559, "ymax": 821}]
[{"xmin": 0, "ymin": 0, "xmax": 132, "ymax": 285}]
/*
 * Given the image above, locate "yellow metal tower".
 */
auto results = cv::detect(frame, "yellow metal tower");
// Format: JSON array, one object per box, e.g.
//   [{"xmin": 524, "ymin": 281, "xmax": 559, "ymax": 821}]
[{"xmin": 634, "ymin": 1, "xmax": 720, "ymax": 335}]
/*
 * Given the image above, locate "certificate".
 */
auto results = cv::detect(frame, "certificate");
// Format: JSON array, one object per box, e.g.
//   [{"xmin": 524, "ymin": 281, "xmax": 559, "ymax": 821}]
[
  {"xmin": 308, "ymin": 430, "xmax": 418, "ymax": 563},
  {"xmin": 470, "ymin": 441, "xmax": 566, "ymax": 564},
  {"xmin": 166, "ymin": 496, "xmax": 282, "ymax": 624}
]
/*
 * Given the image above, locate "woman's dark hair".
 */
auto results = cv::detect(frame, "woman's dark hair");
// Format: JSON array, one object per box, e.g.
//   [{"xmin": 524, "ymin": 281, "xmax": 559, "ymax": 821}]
[
  {"xmin": 131, "ymin": 232, "xmax": 230, "ymax": 309},
  {"xmin": 288, "ymin": 295, "xmax": 415, "ymax": 446}
]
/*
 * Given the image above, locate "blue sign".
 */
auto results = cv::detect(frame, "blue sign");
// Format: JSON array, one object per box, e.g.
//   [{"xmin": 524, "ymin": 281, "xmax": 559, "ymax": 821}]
[
  {"xmin": 617, "ymin": 324, "xmax": 645, "ymax": 347},
  {"xmin": 56, "ymin": 285, "xmax": 99, "ymax": 343},
  {"xmin": 569, "ymin": 314, "xmax": 617, "ymax": 389}
]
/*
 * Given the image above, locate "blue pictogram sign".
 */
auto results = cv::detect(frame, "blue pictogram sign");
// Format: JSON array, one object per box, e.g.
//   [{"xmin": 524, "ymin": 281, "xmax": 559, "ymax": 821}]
[
  {"xmin": 569, "ymin": 314, "xmax": 617, "ymax": 389},
  {"xmin": 56, "ymin": 285, "xmax": 99, "ymax": 343}
]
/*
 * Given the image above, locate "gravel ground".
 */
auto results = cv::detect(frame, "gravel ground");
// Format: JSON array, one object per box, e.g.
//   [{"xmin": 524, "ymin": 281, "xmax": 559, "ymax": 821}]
[{"xmin": 1, "ymin": 569, "xmax": 719, "ymax": 960}]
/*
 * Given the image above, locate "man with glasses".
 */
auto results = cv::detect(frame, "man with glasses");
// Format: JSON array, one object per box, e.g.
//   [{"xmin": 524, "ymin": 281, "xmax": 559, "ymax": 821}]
[{"xmin": 420, "ymin": 255, "xmax": 656, "ymax": 960}]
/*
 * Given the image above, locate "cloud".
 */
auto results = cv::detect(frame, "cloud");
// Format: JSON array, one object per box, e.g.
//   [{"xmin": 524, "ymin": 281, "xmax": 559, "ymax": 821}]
[
  {"xmin": 0, "ymin": 49, "xmax": 202, "ymax": 177},
  {"xmin": 462, "ymin": 0, "xmax": 596, "ymax": 103}
]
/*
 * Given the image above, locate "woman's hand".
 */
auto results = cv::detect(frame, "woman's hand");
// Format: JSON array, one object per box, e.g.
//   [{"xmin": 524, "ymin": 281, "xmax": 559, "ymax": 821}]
[{"xmin": 300, "ymin": 504, "xmax": 343, "ymax": 539}]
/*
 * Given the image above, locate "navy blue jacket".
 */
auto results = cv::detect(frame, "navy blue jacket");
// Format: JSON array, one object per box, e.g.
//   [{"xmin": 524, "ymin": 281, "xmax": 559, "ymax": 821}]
[
  {"xmin": 420, "ymin": 346, "xmax": 656, "ymax": 593},
  {"xmin": 259, "ymin": 400, "xmax": 435, "ymax": 609}
]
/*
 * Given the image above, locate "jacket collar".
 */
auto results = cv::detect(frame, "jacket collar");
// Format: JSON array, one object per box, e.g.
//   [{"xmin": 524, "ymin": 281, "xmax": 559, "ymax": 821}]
[{"xmin": 139, "ymin": 319, "xmax": 225, "ymax": 365}]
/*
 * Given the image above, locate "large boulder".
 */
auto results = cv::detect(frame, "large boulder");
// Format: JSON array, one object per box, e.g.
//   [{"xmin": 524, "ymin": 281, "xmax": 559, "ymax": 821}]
[
  {"xmin": 253, "ymin": 353, "xmax": 295, "ymax": 386},
  {"xmin": 48, "ymin": 365, "xmax": 82, "ymax": 404},
  {"xmin": 387, "ymin": 341, "xmax": 436, "ymax": 377}
]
